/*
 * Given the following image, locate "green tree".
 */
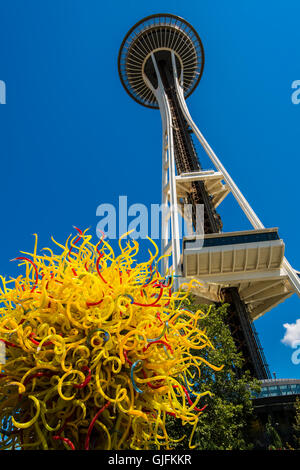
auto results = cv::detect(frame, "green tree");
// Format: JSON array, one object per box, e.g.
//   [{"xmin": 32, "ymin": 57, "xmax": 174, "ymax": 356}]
[
  {"xmin": 166, "ymin": 296, "xmax": 260, "ymax": 450},
  {"xmin": 265, "ymin": 415, "xmax": 283, "ymax": 450},
  {"xmin": 293, "ymin": 397, "xmax": 300, "ymax": 449}
]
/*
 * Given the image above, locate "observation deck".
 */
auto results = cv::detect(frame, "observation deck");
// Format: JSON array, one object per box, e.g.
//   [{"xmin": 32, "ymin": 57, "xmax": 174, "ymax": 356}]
[
  {"xmin": 256, "ymin": 379, "xmax": 300, "ymax": 399},
  {"xmin": 182, "ymin": 228, "xmax": 294, "ymax": 320},
  {"xmin": 118, "ymin": 13, "xmax": 204, "ymax": 108}
]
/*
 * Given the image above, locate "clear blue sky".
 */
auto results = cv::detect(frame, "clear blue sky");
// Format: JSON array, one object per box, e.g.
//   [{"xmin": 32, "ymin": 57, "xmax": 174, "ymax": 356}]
[{"xmin": 0, "ymin": 0, "xmax": 299, "ymax": 378}]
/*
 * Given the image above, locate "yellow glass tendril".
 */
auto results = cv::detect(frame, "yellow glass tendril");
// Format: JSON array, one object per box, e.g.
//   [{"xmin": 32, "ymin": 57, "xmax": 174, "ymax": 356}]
[{"xmin": 0, "ymin": 229, "xmax": 223, "ymax": 450}]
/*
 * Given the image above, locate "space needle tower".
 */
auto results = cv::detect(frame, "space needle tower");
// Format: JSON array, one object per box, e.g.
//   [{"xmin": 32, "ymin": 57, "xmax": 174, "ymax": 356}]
[{"xmin": 118, "ymin": 14, "xmax": 300, "ymax": 379}]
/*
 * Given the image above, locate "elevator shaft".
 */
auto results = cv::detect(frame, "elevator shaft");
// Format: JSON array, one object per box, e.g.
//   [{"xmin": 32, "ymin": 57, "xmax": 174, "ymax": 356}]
[{"xmin": 157, "ymin": 59, "xmax": 222, "ymax": 234}]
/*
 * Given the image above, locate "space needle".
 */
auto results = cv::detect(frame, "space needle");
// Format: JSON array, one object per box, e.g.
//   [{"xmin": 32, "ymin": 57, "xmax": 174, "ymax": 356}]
[{"xmin": 118, "ymin": 14, "xmax": 300, "ymax": 380}]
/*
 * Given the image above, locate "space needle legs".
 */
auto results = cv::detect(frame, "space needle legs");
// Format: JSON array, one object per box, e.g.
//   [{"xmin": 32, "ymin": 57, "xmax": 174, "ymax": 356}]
[{"xmin": 170, "ymin": 52, "xmax": 300, "ymax": 298}]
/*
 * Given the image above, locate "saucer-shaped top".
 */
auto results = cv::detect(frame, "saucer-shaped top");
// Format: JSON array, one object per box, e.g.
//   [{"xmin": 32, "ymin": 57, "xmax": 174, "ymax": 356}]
[{"xmin": 118, "ymin": 14, "xmax": 205, "ymax": 109}]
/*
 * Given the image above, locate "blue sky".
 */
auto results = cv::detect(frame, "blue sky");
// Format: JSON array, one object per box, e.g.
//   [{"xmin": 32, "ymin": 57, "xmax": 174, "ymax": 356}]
[{"xmin": 0, "ymin": 0, "xmax": 299, "ymax": 378}]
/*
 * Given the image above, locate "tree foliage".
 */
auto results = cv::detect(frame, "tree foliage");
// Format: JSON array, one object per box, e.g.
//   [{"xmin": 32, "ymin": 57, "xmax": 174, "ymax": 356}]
[
  {"xmin": 166, "ymin": 296, "xmax": 260, "ymax": 450},
  {"xmin": 293, "ymin": 397, "xmax": 300, "ymax": 449}
]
